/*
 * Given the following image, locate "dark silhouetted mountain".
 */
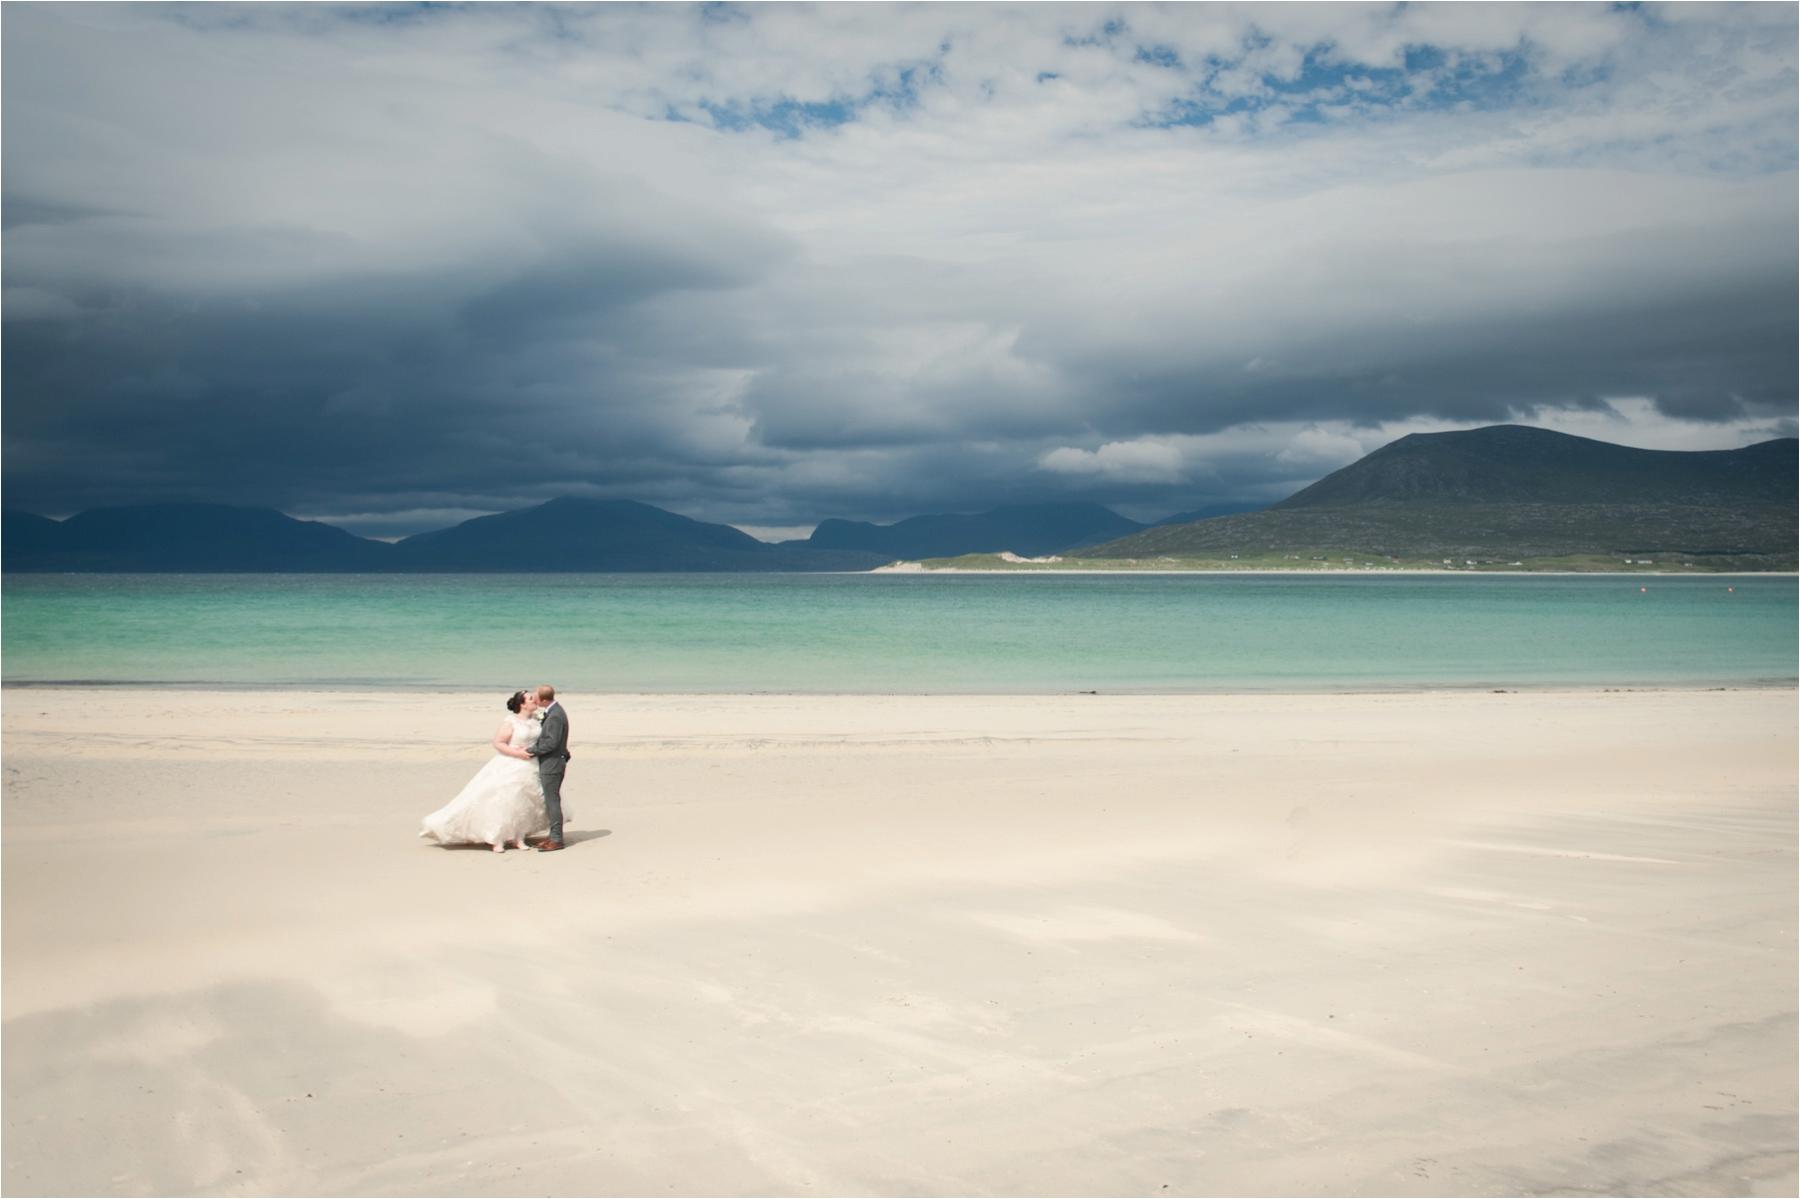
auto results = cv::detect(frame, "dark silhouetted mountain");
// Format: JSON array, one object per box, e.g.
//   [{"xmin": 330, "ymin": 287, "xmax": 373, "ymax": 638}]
[
  {"xmin": 1078, "ymin": 426, "xmax": 1797, "ymax": 566},
  {"xmin": 3, "ymin": 504, "xmax": 395, "ymax": 571},
  {"xmin": 3, "ymin": 511, "xmax": 65, "ymax": 561},
  {"xmin": 803, "ymin": 502, "xmax": 1143, "ymax": 559},
  {"xmin": 392, "ymin": 497, "xmax": 887, "ymax": 572},
  {"xmin": 1276, "ymin": 424, "xmax": 1796, "ymax": 508}
]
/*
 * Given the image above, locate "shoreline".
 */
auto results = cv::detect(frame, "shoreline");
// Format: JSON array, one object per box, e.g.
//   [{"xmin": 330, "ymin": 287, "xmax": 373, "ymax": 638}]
[{"xmin": 4, "ymin": 568, "xmax": 1796, "ymax": 578}]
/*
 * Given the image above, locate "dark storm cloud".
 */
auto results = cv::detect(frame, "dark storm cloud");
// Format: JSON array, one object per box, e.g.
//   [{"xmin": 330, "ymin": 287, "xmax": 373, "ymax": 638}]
[
  {"xmin": 1038, "ymin": 259, "xmax": 1798, "ymax": 437},
  {"xmin": 3, "ymin": 3, "xmax": 1795, "ymax": 534}
]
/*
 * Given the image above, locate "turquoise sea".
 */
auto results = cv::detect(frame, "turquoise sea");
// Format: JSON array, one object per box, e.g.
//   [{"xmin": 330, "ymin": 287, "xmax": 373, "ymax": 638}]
[{"xmin": 1, "ymin": 572, "xmax": 1794, "ymax": 693}]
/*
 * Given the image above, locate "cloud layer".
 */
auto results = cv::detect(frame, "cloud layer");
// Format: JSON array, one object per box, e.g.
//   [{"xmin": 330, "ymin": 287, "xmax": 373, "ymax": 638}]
[{"xmin": 4, "ymin": 2, "xmax": 1795, "ymax": 535}]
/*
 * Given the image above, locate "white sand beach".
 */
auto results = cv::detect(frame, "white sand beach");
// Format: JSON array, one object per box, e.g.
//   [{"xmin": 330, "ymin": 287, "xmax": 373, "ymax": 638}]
[{"xmin": 3, "ymin": 687, "xmax": 1795, "ymax": 1197}]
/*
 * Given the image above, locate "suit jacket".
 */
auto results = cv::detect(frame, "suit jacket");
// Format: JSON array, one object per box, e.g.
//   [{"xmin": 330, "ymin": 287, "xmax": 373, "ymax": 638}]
[{"xmin": 530, "ymin": 703, "xmax": 571, "ymax": 772}]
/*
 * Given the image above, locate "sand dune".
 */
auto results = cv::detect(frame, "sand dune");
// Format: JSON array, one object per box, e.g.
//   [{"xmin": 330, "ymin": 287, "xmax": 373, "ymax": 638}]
[{"xmin": 4, "ymin": 687, "xmax": 1795, "ymax": 1196}]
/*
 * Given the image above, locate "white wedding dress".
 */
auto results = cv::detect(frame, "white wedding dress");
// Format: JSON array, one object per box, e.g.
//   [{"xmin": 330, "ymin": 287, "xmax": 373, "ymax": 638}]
[{"xmin": 419, "ymin": 714, "xmax": 557, "ymax": 849}]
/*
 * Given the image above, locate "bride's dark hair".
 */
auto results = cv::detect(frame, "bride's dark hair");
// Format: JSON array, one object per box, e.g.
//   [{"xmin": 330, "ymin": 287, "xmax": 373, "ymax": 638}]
[{"xmin": 506, "ymin": 690, "xmax": 526, "ymax": 713}]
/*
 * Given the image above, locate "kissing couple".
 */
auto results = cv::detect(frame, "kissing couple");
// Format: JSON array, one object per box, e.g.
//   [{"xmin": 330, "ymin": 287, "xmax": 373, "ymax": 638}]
[{"xmin": 419, "ymin": 684, "xmax": 572, "ymax": 853}]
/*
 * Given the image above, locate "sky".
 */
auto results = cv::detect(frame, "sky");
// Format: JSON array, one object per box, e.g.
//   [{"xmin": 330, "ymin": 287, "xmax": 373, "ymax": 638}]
[{"xmin": 3, "ymin": 1, "xmax": 1796, "ymax": 540}]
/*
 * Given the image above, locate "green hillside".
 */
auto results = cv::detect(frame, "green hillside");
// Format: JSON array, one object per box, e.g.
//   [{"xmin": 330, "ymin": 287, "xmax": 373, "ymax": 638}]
[{"xmin": 1066, "ymin": 502, "xmax": 1793, "ymax": 569}]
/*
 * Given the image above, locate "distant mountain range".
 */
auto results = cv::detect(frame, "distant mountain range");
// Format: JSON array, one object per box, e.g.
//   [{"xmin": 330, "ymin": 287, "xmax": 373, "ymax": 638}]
[
  {"xmin": 6, "ymin": 426, "xmax": 1791, "ymax": 572},
  {"xmin": 1076, "ymin": 426, "xmax": 1797, "ymax": 567},
  {"xmin": 388, "ymin": 498, "xmax": 888, "ymax": 572},
  {"xmin": 1, "ymin": 504, "xmax": 394, "ymax": 572},
  {"xmin": 2, "ymin": 498, "xmax": 894, "ymax": 574},
  {"xmin": 2, "ymin": 497, "xmax": 1159, "ymax": 572}
]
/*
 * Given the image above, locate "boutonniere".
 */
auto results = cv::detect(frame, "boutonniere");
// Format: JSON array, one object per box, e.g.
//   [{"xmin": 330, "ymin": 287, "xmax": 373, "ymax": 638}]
[{"xmin": 532, "ymin": 709, "xmax": 547, "ymax": 722}]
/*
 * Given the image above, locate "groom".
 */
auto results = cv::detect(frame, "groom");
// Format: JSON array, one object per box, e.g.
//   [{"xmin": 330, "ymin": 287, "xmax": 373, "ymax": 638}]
[{"xmin": 526, "ymin": 684, "xmax": 571, "ymax": 851}]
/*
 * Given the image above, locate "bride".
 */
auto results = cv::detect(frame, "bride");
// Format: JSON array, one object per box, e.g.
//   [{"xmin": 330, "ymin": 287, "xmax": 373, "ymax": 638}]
[{"xmin": 420, "ymin": 690, "xmax": 557, "ymax": 853}]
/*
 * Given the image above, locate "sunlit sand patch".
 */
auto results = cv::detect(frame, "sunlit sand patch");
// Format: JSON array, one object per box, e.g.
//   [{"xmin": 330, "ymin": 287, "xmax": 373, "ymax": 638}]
[
  {"xmin": 88, "ymin": 1012, "xmax": 224, "ymax": 1065},
  {"xmin": 1213, "ymin": 1001, "xmax": 1453, "ymax": 1072},
  {"xmin": 316, "ymin": 975, "xmax": 499, "ymax": 1036},
  {"xmin": 1427, "ymin": 885, "xmax": 1557, "ymax": 911},
  {"xmin": 1441, "ymin": 840, "xmax": 1686, "ymax": 865},
  {"xmin": 962, "ymin": 904, "xmax": 1202, "ymax": 944},
  {"xmin": 858, "ymin": 991, "xmax": 1010, "ymax": 1035}
]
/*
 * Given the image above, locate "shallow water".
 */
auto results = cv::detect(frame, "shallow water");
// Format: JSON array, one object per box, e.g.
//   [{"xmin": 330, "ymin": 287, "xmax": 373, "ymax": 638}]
[{"xmin": 2, "ymin": 572, "xmax": 1793, "ymax": 692}]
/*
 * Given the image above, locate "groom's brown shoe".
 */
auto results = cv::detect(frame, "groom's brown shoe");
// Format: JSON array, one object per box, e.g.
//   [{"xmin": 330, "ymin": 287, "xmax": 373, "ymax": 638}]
[{"xmin": 535, "ymin": 840, "xmax": 565, "ymax": 852}]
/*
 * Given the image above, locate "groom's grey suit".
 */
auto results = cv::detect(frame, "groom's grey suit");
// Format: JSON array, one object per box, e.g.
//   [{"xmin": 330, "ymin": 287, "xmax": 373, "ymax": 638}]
[{"xmin": 528, "ymin": 701, "xmax": 571, "ymax": 844}]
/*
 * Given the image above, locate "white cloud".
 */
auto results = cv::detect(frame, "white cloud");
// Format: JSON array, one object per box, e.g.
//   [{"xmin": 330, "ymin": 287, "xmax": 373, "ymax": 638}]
[
  {"xmin": 1041, "ymin": 439, "xmax": 1188, "ymax": 483},
  {"xmin": 1274, "ymin": 429, "xmax": 1369, "ymax": 470},
  {"xmin": 1509, "ymin": 398, "xmax": 1797, "ymax": 451}
]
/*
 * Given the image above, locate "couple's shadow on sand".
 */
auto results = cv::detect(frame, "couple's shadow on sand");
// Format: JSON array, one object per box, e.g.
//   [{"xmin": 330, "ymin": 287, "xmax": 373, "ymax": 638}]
[{"xmin": 438, "ymin": 829, "xmax": 613, "ymax": 853}]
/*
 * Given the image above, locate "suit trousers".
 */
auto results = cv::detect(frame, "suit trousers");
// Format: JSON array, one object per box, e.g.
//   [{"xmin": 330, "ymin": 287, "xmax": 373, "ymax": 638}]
[{"xmin": 538, "ymin": 761, "xmax": 566, "ymax": 843}]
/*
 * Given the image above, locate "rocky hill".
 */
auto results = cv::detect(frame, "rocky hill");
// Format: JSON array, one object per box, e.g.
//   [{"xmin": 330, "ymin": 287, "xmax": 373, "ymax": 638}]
[{"xmin": 1077, "ymin": 426, "xmax": 1797, "ymax": 567}]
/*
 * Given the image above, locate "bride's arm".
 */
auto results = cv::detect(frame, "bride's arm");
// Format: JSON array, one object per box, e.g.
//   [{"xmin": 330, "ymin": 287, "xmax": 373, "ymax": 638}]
[{"xmin": 492, "ymin": 721, "xmax": 530, "ymax": 759}]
